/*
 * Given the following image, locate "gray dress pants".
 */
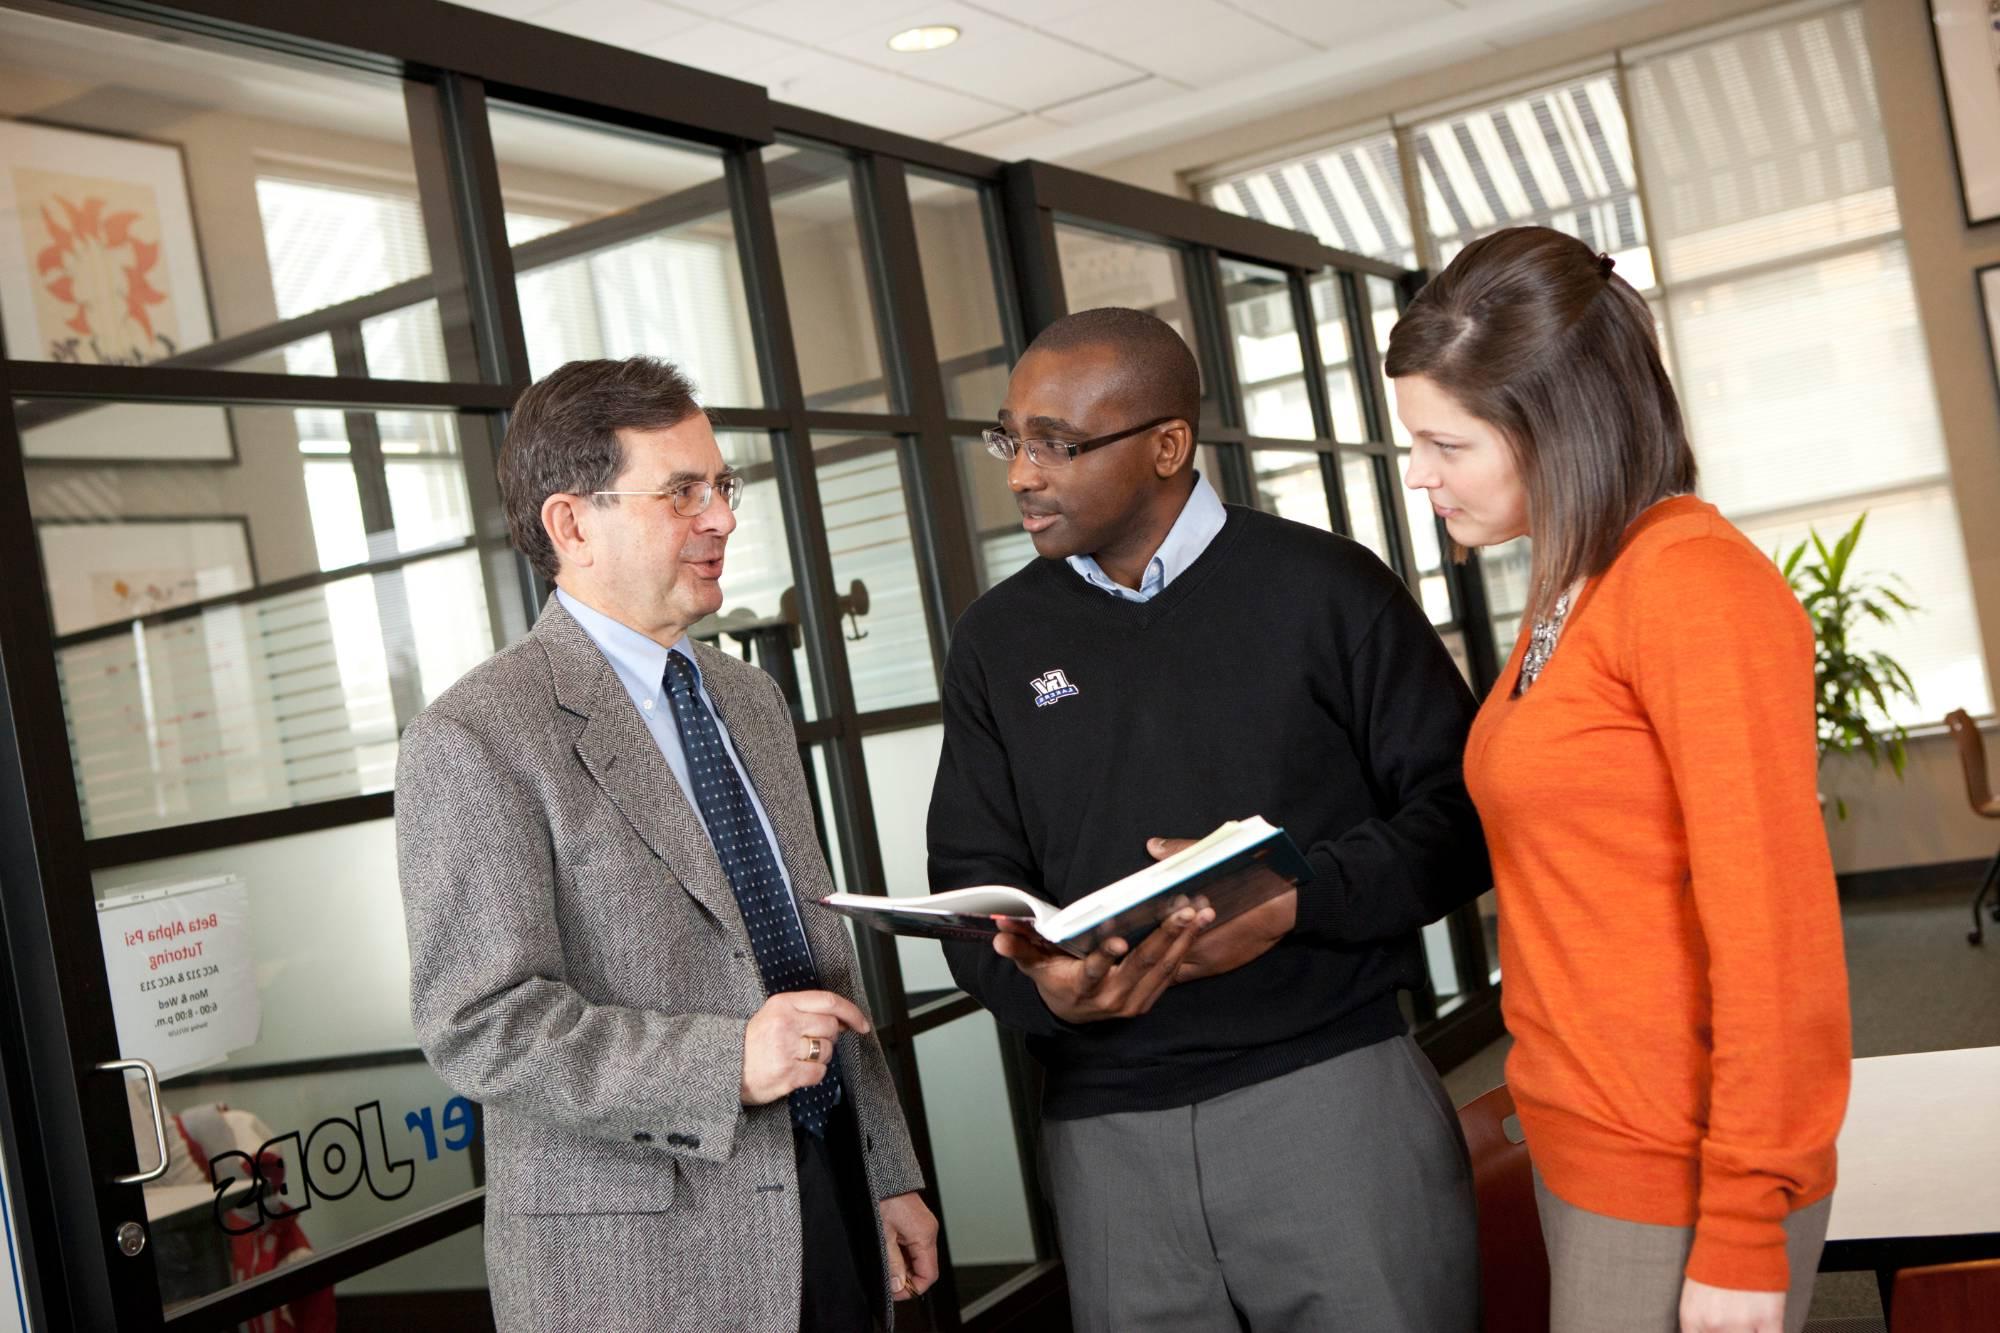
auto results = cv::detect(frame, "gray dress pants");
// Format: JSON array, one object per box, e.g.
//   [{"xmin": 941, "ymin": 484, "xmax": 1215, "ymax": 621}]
[
  {"xmin": 1535, "ymin": 1170, "xmax": 1833, "ymax": 1333},
  {"xmin": 1043, "ymin": 1034, "xmax": 1480, "ymax": 1332}
]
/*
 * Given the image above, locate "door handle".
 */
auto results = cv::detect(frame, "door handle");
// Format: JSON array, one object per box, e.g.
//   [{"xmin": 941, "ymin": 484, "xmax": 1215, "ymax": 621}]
[{"xmin": 96, "ymin": 1058, "xmax": 170, "ymax": 1186}]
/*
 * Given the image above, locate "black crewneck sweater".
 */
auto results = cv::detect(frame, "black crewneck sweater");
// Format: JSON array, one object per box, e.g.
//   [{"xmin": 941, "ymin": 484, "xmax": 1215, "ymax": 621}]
[{"xmin": 928, "ymin": 505, "xmax": 1491, "ymax": 1119}]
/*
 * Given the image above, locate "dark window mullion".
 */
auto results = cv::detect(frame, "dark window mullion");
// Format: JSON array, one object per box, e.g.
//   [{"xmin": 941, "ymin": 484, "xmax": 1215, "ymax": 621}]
[
  {"xmin": 1353, "ymin": 267, "xmax": 1498, "ymax": 994},
  {"xmin": 85, "ymin": 793, "xmax": 397, "ymax": 872},
  {"xmin": 730, "ymin": 149, "xmax": 859, "ymax": 733},
  {"xmin": 796, "ymin": 410, "xmax": 925, "ymax": 434},
  {"xmin": 1376, "ymin": 267, "xmax": 1500, "ymax": 676},
  {"xmin": 1442, "ymin": 546, "xmax": 1504, "ymax": 696},
  {"xmin": 997, "ymin": 163, "xmax": 1067, "ymax": 341},
  {"xmin": 859, "ymin": 155, "xmax": 980, "ymax": 645},
  {"xmin": 1189, "ymin": 249, "xmax": 1265, "ymax": 511},
  {"xmin": 3, "ymin": 363, "xmax": 512, "ymax": 411},
  {"xmin": 1349, "ymin": 272, "xmax": 1421, "ymax": 586},
  {"xmin": 845, "ymin": 149, "xmax": 917, "ymax": 419},
  {"xmin": 732, "ymin": 149, "xmax": 963, "ymax": 1324},
  {"xmin": 0, "ymin": 354, "xmax": 132, "ymax": 1332},
  {"xmin": 973, "ymin": 172, "xmax": 1030, "ymax": 371},
  {"xmin": 402, "ymin": 76, "xmax": 485, "ymax": 386},
  {"xmin": 161, "ymin": 1193, "xmax": 484, "ymax": 1331},
  {"xmin": 1188, "ymin": 247, "xmax": 1243, "ymax": 432},
  {"xmin": 1206, "ymin": 441, "xmax": 1254, "ymax": 507},
  {"xmin": 327, "ymin": 326, "xmax": 428, "ymax": 733},
  {"xmin": 1447, "ymin": 897, "xmax": 1496, "ymax": 998},
  {"xmin": 733, "ymin": 147, "xmax": 884, "ymax": 904},
  {"xmin": 424, "ymin": 73, "xmax": 536, "ymax": 643},
  {"xmin": 1280, "ymin": 263, "xmax": 1358, "ymax": 537}
]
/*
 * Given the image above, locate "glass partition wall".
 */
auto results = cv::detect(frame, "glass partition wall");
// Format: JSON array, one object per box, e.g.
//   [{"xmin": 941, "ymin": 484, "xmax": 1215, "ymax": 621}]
[{"xmin": 0, "ymin": 5, "xmax": 1499, "ymax": 1331}]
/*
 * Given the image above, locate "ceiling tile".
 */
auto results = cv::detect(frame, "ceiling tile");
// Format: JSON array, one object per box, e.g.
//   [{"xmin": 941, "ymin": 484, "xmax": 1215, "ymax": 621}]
[
  {"xmin": 1035, "ymin": 74, "xmax": 1179, "ymax": 127},
  {"xmin": 1474, "ymin": 0, "xmax": 1658, "ymax": 47},
  {"xmin": 657, "ymin": 0, "xmax": 775, "ymax": 15},
  {"xmin": 1123, "ymin": 11, "xmax": 1316, "ymax": 85},
  {"xmin": 1228, "ymin": 0, "xmax": 1457, "ymax": 47},
  {"xmin": 730, "ymin": 0, "xmax": 942, "ymax": 48},
  {"xmin": 639, "ymin": 20, "xmax": 815, "ymax": 78},
  {"xmin": 957, "ymin": 0, "xmax": 1118, "ymax": 25},
  {"xmin": 449, "ymin": 0, "xmax": 563, "ymax": 18},
  {"xmin": 779, "ymin": 62, "xmax": 1017, "ymax": 140},
  {"xmin": 823, "ymin": 1, "xmax": 1146, "ymax": 113},
  {"xmin": 735, "ymin": 49, "xmax": 845, "ymax": 99},
  {"xmin": 1026, "ymin": 0, "xmax": 1312, "ymax": 86},
  {"xmin": 1017, "ymin": 0, "xmax": 1175, "ymax": 51},
  {"xmin": 528, "ymin": 0, "xmax": 708, "ymax": 46},
  {"xmin": 943, "ymin": 112, "xmax": 1067, "ymax": 157},
  {"xmin": 1011, "ymin": 0, "xmax": 1317, "ymax": 63}
]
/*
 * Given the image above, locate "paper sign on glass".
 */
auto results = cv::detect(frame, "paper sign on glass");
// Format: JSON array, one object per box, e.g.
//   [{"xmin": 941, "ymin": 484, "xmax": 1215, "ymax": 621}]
[{"xmin": 96, "ymin": 875, "xmax": 260, "ymax": 1080}]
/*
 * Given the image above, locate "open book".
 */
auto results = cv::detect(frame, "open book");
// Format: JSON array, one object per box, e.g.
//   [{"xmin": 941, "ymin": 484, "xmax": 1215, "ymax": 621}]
[{"xmin": 817, "ymin": 817, "xmax": 1311, "ymax": 958}]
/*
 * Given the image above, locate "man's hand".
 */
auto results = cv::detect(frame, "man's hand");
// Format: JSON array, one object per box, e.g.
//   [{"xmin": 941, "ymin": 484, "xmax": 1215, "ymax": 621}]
[
  {"xmin": 879, "ymin": 1192, "xmax": 940, "ymax": 1300},
  {"xmin": 1679, "ymin": 1277, "xmax": 1784, "ymax": 1333},
  {"xmin": 1176, "ymin": 888, "xmax": 1296, "ymax": 981},
  {"xmin": 740, "ymin": 990, "xmax": 869, "ymax": 1106},
  {"xmin": 1145, "ymin": 837, "xmax": 1296, "ymax": 983},
  {"xmin": 992, "ymin": 902, "xmax": 1213, "ymax": 1023}
]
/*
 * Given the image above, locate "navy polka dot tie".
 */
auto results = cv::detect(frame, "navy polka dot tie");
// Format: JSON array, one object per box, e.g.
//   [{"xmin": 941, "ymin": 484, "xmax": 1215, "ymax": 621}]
[{"xmin": 663, "ymin": 652, "xmax": 840, "ymax": 1136}]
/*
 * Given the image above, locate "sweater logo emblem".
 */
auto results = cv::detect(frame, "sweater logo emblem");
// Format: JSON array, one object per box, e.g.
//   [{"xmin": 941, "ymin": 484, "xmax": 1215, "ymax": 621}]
[{"xmin": 1029, "ymin": 669, "xmax": 1079, "ymax": 707}]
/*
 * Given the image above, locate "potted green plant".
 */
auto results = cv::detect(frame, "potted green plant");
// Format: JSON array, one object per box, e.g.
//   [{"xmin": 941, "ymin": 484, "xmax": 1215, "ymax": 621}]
[{"xmin": 1777, "ymin": 513, "xmax": 1920, "ymax": 820}]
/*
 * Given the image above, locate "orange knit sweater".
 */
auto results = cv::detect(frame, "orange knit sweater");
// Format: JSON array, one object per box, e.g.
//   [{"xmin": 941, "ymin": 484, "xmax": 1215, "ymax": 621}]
[{"xmin": 1465, "ymin": 496, "xmax": 1851, "ymax": 1291}]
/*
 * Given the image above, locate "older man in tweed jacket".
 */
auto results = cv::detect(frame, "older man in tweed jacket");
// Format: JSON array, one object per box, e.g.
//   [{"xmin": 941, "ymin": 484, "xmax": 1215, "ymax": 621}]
[{"xmin": 397, "ymin": 357, "xmax": 936, "ymax": 1332}]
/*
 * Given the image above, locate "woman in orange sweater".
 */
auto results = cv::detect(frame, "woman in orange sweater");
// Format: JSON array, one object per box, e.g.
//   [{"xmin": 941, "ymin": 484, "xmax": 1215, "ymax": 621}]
[{"xmin": 1386, "ymin": 226, "xmax": 1851, "ymax": 1333}]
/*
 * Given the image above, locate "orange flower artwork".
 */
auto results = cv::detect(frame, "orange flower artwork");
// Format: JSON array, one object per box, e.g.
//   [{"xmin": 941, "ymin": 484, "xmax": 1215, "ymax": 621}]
[{"xmin": 15, "ymin": 166, "xmax": 183, "ymax": 365}]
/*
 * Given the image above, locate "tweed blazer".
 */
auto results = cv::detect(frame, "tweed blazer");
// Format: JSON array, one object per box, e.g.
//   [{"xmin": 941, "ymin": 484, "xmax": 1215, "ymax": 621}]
[{"xmin": 396, "ymin": 597, "xmax": 924, "ymax": 1332}]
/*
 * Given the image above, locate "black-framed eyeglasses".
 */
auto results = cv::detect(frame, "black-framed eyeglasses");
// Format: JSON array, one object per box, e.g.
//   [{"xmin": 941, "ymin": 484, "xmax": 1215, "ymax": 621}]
[
  {"xmin": 590, "ymin": 475, "xmax": 745, "ymax": 517},
  {"xmin": 982, "ymin": 416, "xmax": 1175, "ymax": 469}
]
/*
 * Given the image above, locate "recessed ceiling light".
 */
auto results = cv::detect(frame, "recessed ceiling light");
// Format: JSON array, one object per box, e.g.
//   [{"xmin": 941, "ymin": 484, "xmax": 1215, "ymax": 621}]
[{"xmin": 888, "ymin": 24, "xmax": 960, "ymax": 53}]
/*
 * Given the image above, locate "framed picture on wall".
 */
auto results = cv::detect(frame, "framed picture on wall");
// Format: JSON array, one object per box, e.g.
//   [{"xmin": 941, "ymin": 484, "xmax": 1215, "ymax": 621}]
[
  {"xmin": 11, "ymin": 397, "xmax": 238, "ymax": 464},
  {"xmin": 1931, "ymin": 0, "xmax": 2000, "ymax": 225},
  {"xmin": 0, "ymin": 119, "xmax": 217, "ymax": 364},
  {"xmin": 0, "ymin": 119, "xmax": 235, "ymax": 461},
  {"xmin": 35, "ymin": 516, "xmax": 256, "ymax": 638},
  {"xmin": 1978, "ymin": 262, "xmax": 2000, "ymax": 407}
]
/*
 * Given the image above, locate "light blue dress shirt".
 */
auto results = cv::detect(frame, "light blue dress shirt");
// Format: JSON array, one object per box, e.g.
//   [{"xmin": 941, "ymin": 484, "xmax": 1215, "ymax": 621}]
[
  {"xmin": 556, "ymin": 589, "xmax": 810, "ymax": 939},
  {"xmin": 1066, "ymin": 470, "xmax": 1227, "ymax": 602}
]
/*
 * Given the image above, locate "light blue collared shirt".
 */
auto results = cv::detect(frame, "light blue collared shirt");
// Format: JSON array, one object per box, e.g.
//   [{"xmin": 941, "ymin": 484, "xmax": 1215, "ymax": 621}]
[
  {"xmin": 556, "ymin": 589, "xmax": 807, "ymax": 936},
  {"xmin": 1066, "ymin": 471, "xmax": 1227, "ymax": 602}
]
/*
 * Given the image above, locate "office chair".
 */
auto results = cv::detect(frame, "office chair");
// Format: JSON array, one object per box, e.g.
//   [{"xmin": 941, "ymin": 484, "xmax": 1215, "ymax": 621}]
[
  {"xmin": 1943, "ymin": 710, "xmax": 2000, "ymax": 945},
  {"xmin": 1457, "ymin": 1083, "xmax": 1551, "ymax": 1333},
  {"xmin": 1889, "ymin": 1258, "xmax": 2000, "ymax": 1331}
]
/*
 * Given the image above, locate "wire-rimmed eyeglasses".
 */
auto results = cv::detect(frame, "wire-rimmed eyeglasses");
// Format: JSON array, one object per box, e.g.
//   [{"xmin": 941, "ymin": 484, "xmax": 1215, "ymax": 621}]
[
  {"xmin": 590, "ymin": 475, "xmax": 745, "ymax": 517},
  {"xmin": 982, "ymin": 416, "xmax": 1175, "ymax": 469}
]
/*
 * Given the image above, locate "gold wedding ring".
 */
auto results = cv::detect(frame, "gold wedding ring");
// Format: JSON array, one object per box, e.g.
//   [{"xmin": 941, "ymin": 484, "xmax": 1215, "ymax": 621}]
[{"xmin": 802, "ymin": 1035, "xmax": 823, "ymax": 1063}]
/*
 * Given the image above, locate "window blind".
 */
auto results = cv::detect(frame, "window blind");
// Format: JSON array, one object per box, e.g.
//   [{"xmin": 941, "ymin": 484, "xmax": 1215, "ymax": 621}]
[
  {"xmin": 1629, "ymin": 4, "xmax": 1988, "ymax": 722},
  {"xmin": 1411, "ymin": 71, "xmax": 1653, "ymax": 286},
  {"xmin": 1203, "ymin": 129, "xmax": 1415, "ymax": 267}
]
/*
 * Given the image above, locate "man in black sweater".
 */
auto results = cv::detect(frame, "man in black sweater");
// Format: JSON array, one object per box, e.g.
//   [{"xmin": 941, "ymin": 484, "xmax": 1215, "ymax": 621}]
[{"xmin": 928, "ymin": 307, "xmax": 1488, "ymax": 1331}]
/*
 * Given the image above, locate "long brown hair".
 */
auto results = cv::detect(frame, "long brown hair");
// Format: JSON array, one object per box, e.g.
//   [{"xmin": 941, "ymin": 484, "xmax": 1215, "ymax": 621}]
[{"xmin": 1384, "ymin": 226, "xmax": 1696, "ymax": 625}]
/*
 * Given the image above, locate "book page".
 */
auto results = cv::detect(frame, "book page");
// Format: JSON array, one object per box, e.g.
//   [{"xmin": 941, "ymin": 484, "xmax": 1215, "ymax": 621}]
[
  {"xmin": 814, "ymin": 887, "xmax": 1089, "ymax": 958},
  {"xmin": 823, "ymin": 885, "xmax": 1056, "ymax": 924},
  {"xmin": 1047, "ymin": 817, "xmax": 1273, "ymax": 939}
]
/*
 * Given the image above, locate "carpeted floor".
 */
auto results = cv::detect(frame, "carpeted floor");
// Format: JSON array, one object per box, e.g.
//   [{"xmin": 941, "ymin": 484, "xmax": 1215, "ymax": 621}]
[{"xmin": 1435, "ymin": 878, "xmax": 2000, "ymax": 1328}]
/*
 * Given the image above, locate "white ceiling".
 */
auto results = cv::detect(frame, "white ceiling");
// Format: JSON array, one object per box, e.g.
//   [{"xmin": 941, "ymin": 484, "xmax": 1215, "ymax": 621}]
[{"xmin": 452, "ymin": 0, "xmax": 1660, "ymax": 168}]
